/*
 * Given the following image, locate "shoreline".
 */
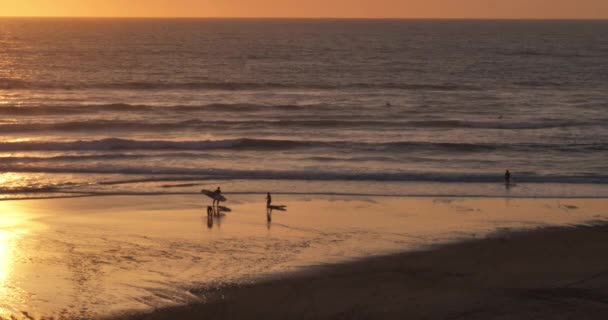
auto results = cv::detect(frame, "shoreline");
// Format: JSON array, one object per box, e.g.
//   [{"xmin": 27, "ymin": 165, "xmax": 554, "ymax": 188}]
[
  {"xmin": 4, "ymin": 188, "xmax": 608, "ymax": 202},
  {"xmin": 5, "ymin": 177, "xmax": 608, "ymax": 202},
  {"xmin": 116, "ymin": 223, "xmax": 608, "ymax": 319}
]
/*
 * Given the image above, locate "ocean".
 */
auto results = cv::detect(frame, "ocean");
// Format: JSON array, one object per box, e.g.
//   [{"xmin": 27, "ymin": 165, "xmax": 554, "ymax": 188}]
[{"xmin": 1, "ymin": 18, "xmax": 607, "ymax": 199}]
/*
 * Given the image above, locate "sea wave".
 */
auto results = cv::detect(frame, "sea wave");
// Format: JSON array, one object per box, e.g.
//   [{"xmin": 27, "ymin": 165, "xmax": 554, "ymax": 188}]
[
  {"xmin": 0, "ymin": 78, "xmax": 478, "ymax": 91},
  {"xmin": 498, "ymin": 49, "xmax": 586, "ymax": 58},
  {"xmin": 0, "ymin": 185, "xmax": 60, "ymax": 193},
  {"xmin": 0, "ymin": 152, "xmax": 228, "ymax": 162},
  {"xmin": 0, "ymin": 153, "xmax": 399, "ymax": 165},
  {"xmin": 0, "ymin": 118, "xmax": 602, "ymax": 132},
  {"xmin": 0, "ymin": 103, "xmax": 330, "ymax": 116},
  {"xmin": 0, "ymin": 165, "xmax": 607, "ymax": 185},
  {"xmin": 0, "ymin": 138, "xmax": 606, "ymax": 153}
]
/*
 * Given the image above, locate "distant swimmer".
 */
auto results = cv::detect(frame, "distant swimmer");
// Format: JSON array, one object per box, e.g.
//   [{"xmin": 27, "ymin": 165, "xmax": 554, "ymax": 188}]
[
  {"xmin": 504, "ymin": 170, "xmax": 511, "ymax": 184},
  {"xmin": 385, "ymin": 102, "xmax": 392, "ymax": 107},
  {"xmin": 266, "ymin": 192, "xmax": 272, "ymax": 208}
]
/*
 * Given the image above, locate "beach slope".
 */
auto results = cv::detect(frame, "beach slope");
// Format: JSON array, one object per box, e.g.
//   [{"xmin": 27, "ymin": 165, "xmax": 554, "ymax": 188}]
[{"xmin": 122, "ymin": 224, "xmax": 608, "ymax": 320}]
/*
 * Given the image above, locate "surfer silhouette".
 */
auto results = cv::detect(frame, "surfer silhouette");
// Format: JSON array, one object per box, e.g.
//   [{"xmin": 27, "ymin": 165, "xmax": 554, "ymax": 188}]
[
  {"xmin": 505, "ymin": 170, "xmax": 511, "ymax": 185},
  {"xmin": 213, "ymin": 187, "xmax": 222, "ymax": 206}
]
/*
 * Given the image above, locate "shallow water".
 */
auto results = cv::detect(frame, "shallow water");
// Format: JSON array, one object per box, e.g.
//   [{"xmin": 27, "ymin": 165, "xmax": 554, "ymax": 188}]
[{"xmin": 0, "ymin": 194, "xmax": 606, "ymax": 319}]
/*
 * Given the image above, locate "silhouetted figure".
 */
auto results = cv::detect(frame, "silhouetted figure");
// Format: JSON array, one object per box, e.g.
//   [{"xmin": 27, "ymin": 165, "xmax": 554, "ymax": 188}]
[
  {"xmin": 213, "ymin": 186, "xmax": 222, "ymax": 206},
  {"xmin": 505, "ymin": 170, "xmax": 511, "ymax": 184},
  {"xmin": 266, "ymin": 192, "xmax": 272, "ymax": 207}
]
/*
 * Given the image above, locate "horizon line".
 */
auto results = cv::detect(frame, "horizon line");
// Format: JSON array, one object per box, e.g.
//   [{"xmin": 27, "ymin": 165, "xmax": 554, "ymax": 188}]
[{"xmin": 1, "ymin": 16, "xmax": 607, "ymax": 21}]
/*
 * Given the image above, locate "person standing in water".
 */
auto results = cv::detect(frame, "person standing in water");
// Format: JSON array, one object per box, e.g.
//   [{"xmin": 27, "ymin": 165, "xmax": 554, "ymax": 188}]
[{"xmin": 504, "ymin": 170, "xmax": 511, "ymax": 184}]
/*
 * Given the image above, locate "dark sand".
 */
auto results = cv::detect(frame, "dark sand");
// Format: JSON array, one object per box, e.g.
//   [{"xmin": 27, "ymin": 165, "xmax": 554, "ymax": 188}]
[{"xmin": 119, "ymin": 224, "xmax": 608, "ymax": 319}]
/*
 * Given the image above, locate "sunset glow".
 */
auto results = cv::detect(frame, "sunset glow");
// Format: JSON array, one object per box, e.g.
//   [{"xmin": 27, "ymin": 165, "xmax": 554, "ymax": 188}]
[
  {"xmin": 0, "ymin": 0, "xmax": 607, "ymax": 316},
  {"xmin": 1, "ymin": 0, "xmax": 608, "ymax": 19}
]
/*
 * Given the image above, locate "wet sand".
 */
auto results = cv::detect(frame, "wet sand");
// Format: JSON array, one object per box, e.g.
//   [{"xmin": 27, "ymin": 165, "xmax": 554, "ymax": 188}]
[
  {"xmin": 0, "ymin": 195, "xmax": 606, "ymax": 319},
  {"xmin": 121, "ymin": 224, "xmax": 608, "ymax": 320}
]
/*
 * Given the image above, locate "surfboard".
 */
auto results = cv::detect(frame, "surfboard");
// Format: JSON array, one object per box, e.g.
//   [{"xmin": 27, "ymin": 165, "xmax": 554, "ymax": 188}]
[
  {"xmin": 268, "ymin": 205, "xmax": 287, "ymax": 211},
  {"xmin": 201, "ymin": 189, "xmax": 227, "ymax": 202},
  {"xmin": 217, "ymin": 206, "xmax": 232, "ymax": 212}
]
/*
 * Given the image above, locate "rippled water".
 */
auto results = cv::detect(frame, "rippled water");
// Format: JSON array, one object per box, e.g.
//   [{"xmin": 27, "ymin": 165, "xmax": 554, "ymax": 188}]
[{"xmin": 0, "ymin": 19, "xmax": 607, "ymax": 198}]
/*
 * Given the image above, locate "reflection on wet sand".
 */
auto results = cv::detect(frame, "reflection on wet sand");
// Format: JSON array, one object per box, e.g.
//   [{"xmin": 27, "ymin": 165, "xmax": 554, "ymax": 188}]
[
  {"xmin": 266, "ymin": 199, "xmax": 287, "ymax": 230},
  {"xmin": 0, "ymin": 195, "xmax": 606, "ymax": 319},
  {"xmin": 206, "ymin": 213, "xmax": 224, "ymax": 230},
  {"xmin": 0, "ymin": 229, "xmax": 17, "ymax": 319},
  {"xmin": 266, "ymin": 210, "xmax": 272, "ymax": 230},
  {"xmin": 0, "ymin": 231, "xmax": 14, "ymax": 286},
  {"xmin": 205, "ymin": 205, "xmax": 227, "ymax": 230},
  {"xmin": 0, "ymin": 203, "xmax": 35, "ymax": 319}
]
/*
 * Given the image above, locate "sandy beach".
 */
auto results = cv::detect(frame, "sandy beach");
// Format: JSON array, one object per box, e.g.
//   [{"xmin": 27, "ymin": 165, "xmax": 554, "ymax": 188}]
[
  {"xmin": 122, "ymin": 223, "xmax": 608, "ymax": 320},
  {"xmin": 0, "ymin": 194, "xmax": 606, "ymax": 319}
]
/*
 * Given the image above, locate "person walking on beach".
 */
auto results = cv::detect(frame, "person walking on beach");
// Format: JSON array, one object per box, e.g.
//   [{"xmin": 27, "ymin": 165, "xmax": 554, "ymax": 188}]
[
  {"xmin": 266, "ymin": 192, "xmax": 272, "ymax": 208},
  {"xmin": 213, "ymin": 186, "xmax": 222, "ymax": 207},
  {"xmin": 504, "ymin": 170, "xmax": 511, "ymax": 184}
]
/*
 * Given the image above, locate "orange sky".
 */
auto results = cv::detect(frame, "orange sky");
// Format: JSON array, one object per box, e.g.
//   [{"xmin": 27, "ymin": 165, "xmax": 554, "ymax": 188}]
[{"xmin": 2, "ymin": 0, "xmax": 608, "ymax": 19}]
